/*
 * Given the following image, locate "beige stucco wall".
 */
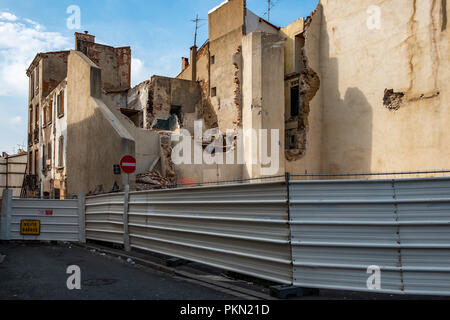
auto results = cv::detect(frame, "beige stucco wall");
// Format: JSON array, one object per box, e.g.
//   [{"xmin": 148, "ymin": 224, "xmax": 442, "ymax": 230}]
[
  {"xmin": 318, "ymin": 0, "xmax": 449, "ymax": 175},
  {"xmin": 66, "ymin": 51, "xmax": 135, "ymax": 196},
  {"xmin": 242, "ymin": 32, "xmax": 286, "ymax": 179}
]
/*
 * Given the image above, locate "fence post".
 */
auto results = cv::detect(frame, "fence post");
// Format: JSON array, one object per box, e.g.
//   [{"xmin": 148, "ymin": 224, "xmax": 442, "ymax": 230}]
[
  {"xmin": 77, "ymin": 193, "xmax": 86, "ymax": 244},
  {"xmin": 0, "ymin": 189, "xmax": 12, "ymax": 240},
  {"xmin": 123, "ymin": 185, "xmax": 131, "ymax": 252}
]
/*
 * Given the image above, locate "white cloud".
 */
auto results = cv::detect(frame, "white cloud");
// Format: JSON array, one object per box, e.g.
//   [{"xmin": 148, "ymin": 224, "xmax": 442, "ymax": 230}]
[
  {"xmin": 8, "ymin": 116, "xmax": 22, "ymax": 125},
  {"xmin": 0, "ymin": 12, "xmax": 18, "ymax": 21},
  {"xmin": 131, "ymin": 57, "xmax": 150, "ymax": 86},
  {"xmin": 0, "ymin": 11, "xmax": 71, "ymax": 96}
]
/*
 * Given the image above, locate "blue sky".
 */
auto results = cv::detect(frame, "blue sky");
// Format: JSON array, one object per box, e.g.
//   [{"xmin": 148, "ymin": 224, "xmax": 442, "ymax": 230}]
[{"xmin": 0, "ymin": 0, "xmax": 318, "ymax": 155}]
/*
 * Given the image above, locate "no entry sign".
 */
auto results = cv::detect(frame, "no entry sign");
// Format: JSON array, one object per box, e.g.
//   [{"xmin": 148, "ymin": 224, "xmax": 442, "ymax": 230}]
[{"xmin": 120, "ymin": 155, "xmax": 136, "ymax": 174}]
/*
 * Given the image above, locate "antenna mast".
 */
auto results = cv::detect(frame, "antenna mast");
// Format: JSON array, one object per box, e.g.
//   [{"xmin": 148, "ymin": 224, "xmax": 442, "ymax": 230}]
[{"xmin": 268, "ymin": 0, "xmax": 271, "ymax": 21}]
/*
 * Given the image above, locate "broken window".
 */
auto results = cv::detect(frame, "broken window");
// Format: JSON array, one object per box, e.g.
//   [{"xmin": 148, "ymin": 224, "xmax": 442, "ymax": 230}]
[
  {"xmin": 290, "ymin": 85, "xmax": 300, "ymax": 117},
  {"xmin": 54, "ymin": 188, "xmax": 60, "ymax": 200},
  {"xmin": 210, "ymin": 55, "xmax": 215, "ymax": 65},
  {"xmin": 211, "ymin": 87, "xmax": 217, "ymax": 97}
]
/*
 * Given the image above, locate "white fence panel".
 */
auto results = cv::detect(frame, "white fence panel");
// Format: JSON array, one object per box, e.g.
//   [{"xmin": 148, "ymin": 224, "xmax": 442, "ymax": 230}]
[
  {"xmin": 290, "ymin": 178, "xmax": 450, "ymax": 296},
  {"xmin": 85, "ymin": 193, "xmax": 125, "ymax": 245},
  {"xmin": 9, "ymin": 199, "xmax": 81, "ymax": 242}
]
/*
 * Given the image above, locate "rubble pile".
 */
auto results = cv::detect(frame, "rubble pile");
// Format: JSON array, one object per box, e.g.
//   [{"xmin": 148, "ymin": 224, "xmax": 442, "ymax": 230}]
[{"xmin": 135, "ymin": 171, "xmax": 174, "ymax": 191}]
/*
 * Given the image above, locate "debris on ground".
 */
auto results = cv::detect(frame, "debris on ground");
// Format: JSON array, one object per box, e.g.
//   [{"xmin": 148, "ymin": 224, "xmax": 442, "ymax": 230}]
[
  {"xmin": 0, "ymin": 254, "xmax": 5, "ymax": 264},
  {"xmin": 127, "ymin": 258, "xmax": 135, "ymax": 265},
  {"xmin": 136, "ymin": 171, "xmax": 175, "ymax": 191}
]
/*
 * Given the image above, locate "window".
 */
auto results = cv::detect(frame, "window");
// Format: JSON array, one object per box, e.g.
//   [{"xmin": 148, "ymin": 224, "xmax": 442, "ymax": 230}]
[
  {"xmin": 35, "ymin": 105, "xmax": 39, "ymax": 127},
  {"xmin": 29, "ymin": 106, "xmax": 33, "ymax": 131},
  {"xmin": 42, "ymin": 145, "xmax": 46, "ymax": 169},
  {"xmin": 48, "ymin": 100, "xmax": 53, "ymax": 124},
  {"xmin": 43, "ymin": 106, "xmax": 47, "ymax": 126},
  {"xmin": 30, "ymin": 73, "xmax": 35, "ymax": 98},
  {"xmin": 210, "ymin": 55, "xmax": 215, "ymax": 65},
  {"xmin": 35, "ymin": 67, "xmax": 39, "ymax": 92},
  {"xmin": 34, "ymin": 149, "xmax": 39, "ymax": 175},
  {"xmin": 57, "ymin": 91, "xmax": 64, "ymax": 117},
  {"xmin": 211, "ymin": 87, "xmax": 217, "ymax": 97},
  {"xmin": 48, "ymin": 142, "xmax": 52, "ymax": 165},
  {"xmin": 58, "ymin": 136, "xmax": 64, "ymax": 167},
  {"xmin": 290, "ymin": 85, "xmax": 300, "ymax": 117}
]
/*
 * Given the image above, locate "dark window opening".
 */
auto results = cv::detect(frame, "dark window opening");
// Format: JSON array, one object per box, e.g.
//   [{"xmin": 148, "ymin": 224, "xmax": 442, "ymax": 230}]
[
  {"xmin": 290, "ymin": 85, "xmax": 300, "ymax": 117},
  {"xmin": 54, "ymin": 188, "xmax": 60, "ymax": 200},
  {"xmin": 210, "ymin": 55, "xmax": 215, "ymax": 65},
  {"xmin": 211, "ymin": 87, "xmax": 217, "ymax": 97}
]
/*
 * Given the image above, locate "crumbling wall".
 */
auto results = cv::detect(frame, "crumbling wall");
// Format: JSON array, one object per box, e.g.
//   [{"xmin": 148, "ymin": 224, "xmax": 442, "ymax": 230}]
[
  {"xmin": 281, "ymin": 10, "xmax": 321, "ymax": 165},
  {"xmin": 42, "ymin": 52, "xmax": 70, "ymax": 98},
  {"xmin": 76, "ymin": 36, "xmax": 131, "ymax": 91}
]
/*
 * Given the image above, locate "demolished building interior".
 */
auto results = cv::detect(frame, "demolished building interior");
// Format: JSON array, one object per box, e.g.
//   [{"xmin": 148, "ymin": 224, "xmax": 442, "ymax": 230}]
[{"xmin": 24, "ymin": 0, "xmax": 449, "ymax": 198}]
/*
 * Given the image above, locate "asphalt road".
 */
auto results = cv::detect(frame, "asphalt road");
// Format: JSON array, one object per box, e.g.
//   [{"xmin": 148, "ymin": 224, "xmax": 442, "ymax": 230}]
[{"xmin": 0, "ymin": 242, "xmax": 238, "ymax": 300}]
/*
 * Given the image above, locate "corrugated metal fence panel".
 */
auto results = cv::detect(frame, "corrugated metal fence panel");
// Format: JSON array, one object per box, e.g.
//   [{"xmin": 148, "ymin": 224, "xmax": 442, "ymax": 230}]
[
  {"xmin": 127, "ymin": 182, "xmax": 292, "ymax": 284},
  {"xmin": 10, "ymin": 199, "xmax": 79, "ymax": 241},
  {"xmin": 85, "ymin": 193, "xmax": 125, "ymax": 245},
  {"xmin": 290, "ymin": 178, "xmax": 450, "ymax": 296},
  {"xmin": 290, "ymin": 180, "xmax": 403, "ymax": 293},
  {"xmin": 394, "ymin": 178, "xmax": 450, "ymax": 295}
]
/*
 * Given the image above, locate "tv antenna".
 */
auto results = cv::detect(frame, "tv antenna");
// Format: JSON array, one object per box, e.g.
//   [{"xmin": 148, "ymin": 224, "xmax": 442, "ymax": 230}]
[
  {"xmin": 191, "ymin": 14, "xmax": 207, "ymax": 47},
  {"xmin": 264, "ymin": 0, "xmax": 280, "ymax": 21}
]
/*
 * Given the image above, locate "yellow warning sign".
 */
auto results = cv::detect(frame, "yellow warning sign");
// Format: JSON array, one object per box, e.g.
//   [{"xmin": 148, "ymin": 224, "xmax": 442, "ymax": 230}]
[{"xmin": 20, "ymin": 220, "xmax": 40, "ymax": 236}]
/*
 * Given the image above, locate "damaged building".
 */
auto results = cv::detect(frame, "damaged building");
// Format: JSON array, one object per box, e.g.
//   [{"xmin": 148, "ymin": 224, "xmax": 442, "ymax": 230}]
[{"xmin": 24, "ymin": 0, "xmax": 449, "ymax": 197}]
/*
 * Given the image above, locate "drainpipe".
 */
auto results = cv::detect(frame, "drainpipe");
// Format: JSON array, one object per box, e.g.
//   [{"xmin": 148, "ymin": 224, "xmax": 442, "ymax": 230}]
[{"xmin": 190, "ymin": 46, "xmax": 197, "ymax": 81}]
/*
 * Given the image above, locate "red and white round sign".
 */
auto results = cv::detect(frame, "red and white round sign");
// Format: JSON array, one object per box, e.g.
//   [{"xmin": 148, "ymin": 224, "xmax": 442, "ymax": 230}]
[{"xmin": 120, "ymin": 155, "xmax": 136, "ymax": 174}]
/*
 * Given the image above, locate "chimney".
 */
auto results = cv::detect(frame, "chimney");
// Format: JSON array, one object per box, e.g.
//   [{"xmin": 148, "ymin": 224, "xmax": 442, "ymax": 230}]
[
  {"xmin": 190, "ymin": 46, "xmax": 197, "ymax": 81},
  {"xmin": 75, "ymin": 31, "xmax": 95, "ymax": 50},
  {"xmin": 181, "ymin": 57, "xmax": 189, "ymax": 72}
]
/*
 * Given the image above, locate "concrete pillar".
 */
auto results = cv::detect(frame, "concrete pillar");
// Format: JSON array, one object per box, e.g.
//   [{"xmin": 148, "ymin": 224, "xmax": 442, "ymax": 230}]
[{"xmin": 242, "ymin": 32, "xmax": 286, "ymax": 179}]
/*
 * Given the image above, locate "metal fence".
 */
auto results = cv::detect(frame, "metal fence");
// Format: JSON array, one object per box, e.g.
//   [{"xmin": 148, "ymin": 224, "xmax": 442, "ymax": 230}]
[
  {"xmin": 2, "ymin": 174, "xmax": 449, "ymax": 296},
  {"xmin": 82, "ymin": 175, "xmax": 450, "ymax": 296},
  {"xmin": 0, "ymin": 189, "xmax": 85, "ymax": 242},
  {"xmin": 289, "ymin": 177, "xmax": 450, "ymax": 295}
]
